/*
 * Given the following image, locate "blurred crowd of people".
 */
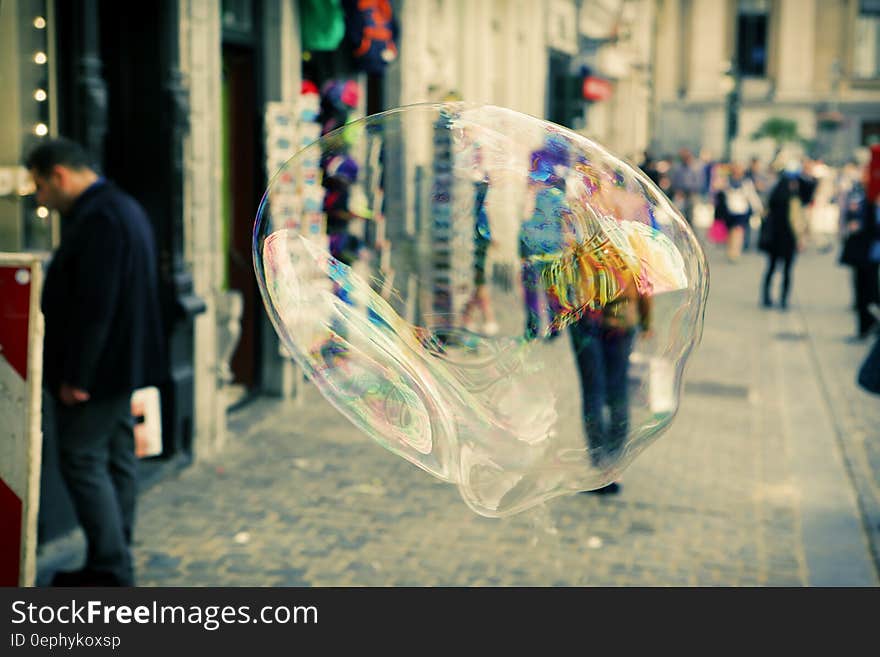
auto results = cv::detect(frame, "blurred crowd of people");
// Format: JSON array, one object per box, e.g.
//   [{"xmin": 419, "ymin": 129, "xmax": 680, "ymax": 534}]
[{"xmin": 639, "ymin": 146, "xmax": 880, "ymax": 343}]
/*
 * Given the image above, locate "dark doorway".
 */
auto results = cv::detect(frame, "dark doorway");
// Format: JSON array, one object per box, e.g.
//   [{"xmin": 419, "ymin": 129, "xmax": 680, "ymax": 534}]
[
  {"xmin": 98, "ymin": 2, "xmax": 165, "ymax": 229},
  {"xmin": 222, "ymin": 45, "xmax": 261, "ymax": 387}
]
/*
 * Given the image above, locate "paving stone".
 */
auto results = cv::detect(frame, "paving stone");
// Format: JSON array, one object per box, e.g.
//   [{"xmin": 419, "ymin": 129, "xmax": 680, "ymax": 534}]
[{"xmin": 120, "ymin": 248, "xmax": 880, "ymax": 587}]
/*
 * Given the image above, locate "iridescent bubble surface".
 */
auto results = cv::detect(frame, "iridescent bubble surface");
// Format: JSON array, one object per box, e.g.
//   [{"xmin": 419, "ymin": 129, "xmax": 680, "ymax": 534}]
[{"xmin": 254, "ymin": 103, "xmax": 708, "ymax": 518}]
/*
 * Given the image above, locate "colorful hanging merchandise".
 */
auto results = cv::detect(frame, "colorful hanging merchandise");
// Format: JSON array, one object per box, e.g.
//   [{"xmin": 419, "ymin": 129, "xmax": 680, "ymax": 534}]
[
  {"xmin": 323, "ymin": 154, "xmax": 363, "ymax": 266},
  {"xmin": 318, "ymin": 79, "xmax": 361, "ymax": 136},
  {"xmin": 341, "ymin": 0, "xmax": 399, "ymax": 75},
  {"xmin": 299, "ymin": 0, "xmax": 346, "ymax": 52}
]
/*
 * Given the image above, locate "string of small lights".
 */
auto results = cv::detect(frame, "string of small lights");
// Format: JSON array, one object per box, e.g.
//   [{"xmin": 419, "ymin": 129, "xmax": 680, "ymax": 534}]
[{"xmin": 30, "ymin": 5, "xmax": 51, "ymax": 233}]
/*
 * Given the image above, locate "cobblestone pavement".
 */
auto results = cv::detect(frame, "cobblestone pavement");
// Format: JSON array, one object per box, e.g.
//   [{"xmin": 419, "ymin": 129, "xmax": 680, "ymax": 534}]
[
  {"xmin": 43, "ymin": 243, "xmax": 880, "ymax": 587},
  {"xmin": 789, "ymin": 248, "xmax": 880, "ymax": 576}
]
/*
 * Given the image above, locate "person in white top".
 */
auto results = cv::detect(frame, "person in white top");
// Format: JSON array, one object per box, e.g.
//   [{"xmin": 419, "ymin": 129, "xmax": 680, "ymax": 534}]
[{"xmin": 716, "ymin": 162, "xmax": 764, "ymax": 262}]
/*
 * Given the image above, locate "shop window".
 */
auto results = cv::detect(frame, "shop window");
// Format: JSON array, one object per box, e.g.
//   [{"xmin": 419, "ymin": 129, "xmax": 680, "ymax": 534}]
[
  {"xmin": 736, "ymin": 0, "xmax": 769, "ymax": 77},
  {"xmin": 854, "ymin": 0, "xmax": 880, "ymax": 79}
]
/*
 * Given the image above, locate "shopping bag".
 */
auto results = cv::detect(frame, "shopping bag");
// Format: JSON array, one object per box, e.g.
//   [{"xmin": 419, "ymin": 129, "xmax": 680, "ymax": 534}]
[
  {"xmin": 131, "ymin": 387, "xmax": 163, "ymax": 458},
  {"xmin": 692, "ymin": 201, "xmax": 714, "ymax": 229},
  {"xmin": 649, "ymin": 357, "xmax": 676, "ymax": 414},
  {"xmin": 707, "ymin": 219, "xmax": 729, "ymax": 244}
]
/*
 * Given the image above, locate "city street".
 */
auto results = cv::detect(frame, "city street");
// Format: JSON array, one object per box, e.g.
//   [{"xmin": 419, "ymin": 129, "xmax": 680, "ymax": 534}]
[
  {"xmin": 39, "ymin": 240, "xmax": 880, "ymax": 587},
  {"xmin": 9, "ymin": 0, "xmax": 880, "ymax": 593}
]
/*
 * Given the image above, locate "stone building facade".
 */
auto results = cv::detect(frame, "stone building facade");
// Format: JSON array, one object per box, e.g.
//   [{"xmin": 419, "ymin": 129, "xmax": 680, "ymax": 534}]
[{"xmin": 652, "ymin": 0, "xmax": 880, "ymax": 163}]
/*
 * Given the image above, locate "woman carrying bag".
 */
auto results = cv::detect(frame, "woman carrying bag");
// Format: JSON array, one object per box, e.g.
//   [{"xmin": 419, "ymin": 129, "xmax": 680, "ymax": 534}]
[{"xmin": 716, "ymin": 162, "xmax": 763, "ymax": 262}]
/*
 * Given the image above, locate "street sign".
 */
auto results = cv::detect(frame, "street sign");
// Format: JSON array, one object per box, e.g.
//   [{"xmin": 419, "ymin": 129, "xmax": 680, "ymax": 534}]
[
  {"xmin": 0, "ymin": 253, "xmax": 44, "ymax": 586},
  {"xmin": 582, "ymin": 76, "xmax": 613, "ymax": 102}
]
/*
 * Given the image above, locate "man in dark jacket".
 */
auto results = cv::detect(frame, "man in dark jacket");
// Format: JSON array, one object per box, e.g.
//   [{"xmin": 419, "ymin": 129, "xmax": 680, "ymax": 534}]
[
  {"xmin": 27, "ymin": 138, "xmax": 166, "ymax": 586},
  {"xmin": 844, "ymin": 187, "xmax": 880, "ymax": 340}
]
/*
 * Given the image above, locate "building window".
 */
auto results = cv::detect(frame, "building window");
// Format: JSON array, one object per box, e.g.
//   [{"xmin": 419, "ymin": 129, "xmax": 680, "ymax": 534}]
[
  {"xmin": 222, "ymin": 0, "xmax": 255, "ymax": 43},
  {"xmin": 854, "ymin": 0, "xmax": 880, "ymax": 79},
  {"xmin": 736, "ymin": 0, "xmax": 769, "ymax": 77}
]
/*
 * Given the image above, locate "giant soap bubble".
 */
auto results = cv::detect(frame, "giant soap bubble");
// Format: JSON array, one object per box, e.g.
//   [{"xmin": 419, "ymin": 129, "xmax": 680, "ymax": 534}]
[{"xmin": 254, "ymin": 103, "xmax": 708, "ymax": 518}]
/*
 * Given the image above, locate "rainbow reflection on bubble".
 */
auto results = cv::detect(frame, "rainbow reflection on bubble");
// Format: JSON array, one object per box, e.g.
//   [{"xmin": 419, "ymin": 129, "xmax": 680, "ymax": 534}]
[{"xmin": 254, "ymin": 103, "xmax": 708, "ymax": 517}]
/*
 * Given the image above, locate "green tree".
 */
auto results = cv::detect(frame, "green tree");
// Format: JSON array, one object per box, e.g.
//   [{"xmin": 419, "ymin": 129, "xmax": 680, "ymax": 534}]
[{"xmin": 751, "ymin": 117, "xmax": 809, "ymax": 161}]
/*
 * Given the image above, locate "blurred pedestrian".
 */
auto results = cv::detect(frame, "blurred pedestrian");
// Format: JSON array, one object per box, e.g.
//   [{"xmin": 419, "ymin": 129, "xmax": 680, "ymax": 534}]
[
  {"xmin": 747, "ymin": 157, "xmax": 773, "ymax": 202},
  {"xmin": 839, "ymin": 163, "xmax": 880, "ymax": 341},
  {"xmin": 699, "ymin": 148, "xmax": 717, "ymax": 198},
  {"xmin": 461, "ymin": 174, "xmax": 499, "ymax": 336},
  {"xmin": 520, "ymin": 135, "xmax": 570, "ymax": 340},
  {"xmin": 670, "ymin": 148, "xmax": 704, "ymax": 225},
  {"xmin": 745, "ymin": 157, "xmax": 773, "ymax": 250},
  {"xmin": 760, "ymin": 168, "xmax": 809, "ymax": 310},
  {"xmin": 716, "ymin": 162, "xmax": 763, "ymax": 262},
  {"xmin": 798, "ymin": 158, "xmax": 820, "ymax": 206},
  {"xmin": 655, "ymin": 156, "xmax": 673, "ymax": 197},
  {"xmin": 570, "ymin": 269, "xmax": 652, "ymax": 496},
  {"xmin": 836, "ymin": 159, "xmax": 863, "ymax": 217},
  {"xmin": 836, "ymin": 159, "xmax": 864, "ymax": 313},
  {"xmin": 639, "ymin": 151, "xmax": 660, "ymax": 186},
  {"xmin": 27, "ymin": 137, "xmax": 166, "ymax": 586},
  {"xmin": 858, "ymin": 307, "xmax": 880, "ymax": 394}
]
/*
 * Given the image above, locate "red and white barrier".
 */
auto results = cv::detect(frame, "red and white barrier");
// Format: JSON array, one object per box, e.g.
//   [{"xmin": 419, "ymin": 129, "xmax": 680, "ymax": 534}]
[{"xmin": 0, "ymin": 253, "xmax": 44, "ymax": 587}]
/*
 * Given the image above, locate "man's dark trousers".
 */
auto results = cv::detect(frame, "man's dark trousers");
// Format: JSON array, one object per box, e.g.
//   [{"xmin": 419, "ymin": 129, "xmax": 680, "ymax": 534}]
[{"xmin": 53, "ymin": 393, "xmax": 136, "ymax": 586}]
